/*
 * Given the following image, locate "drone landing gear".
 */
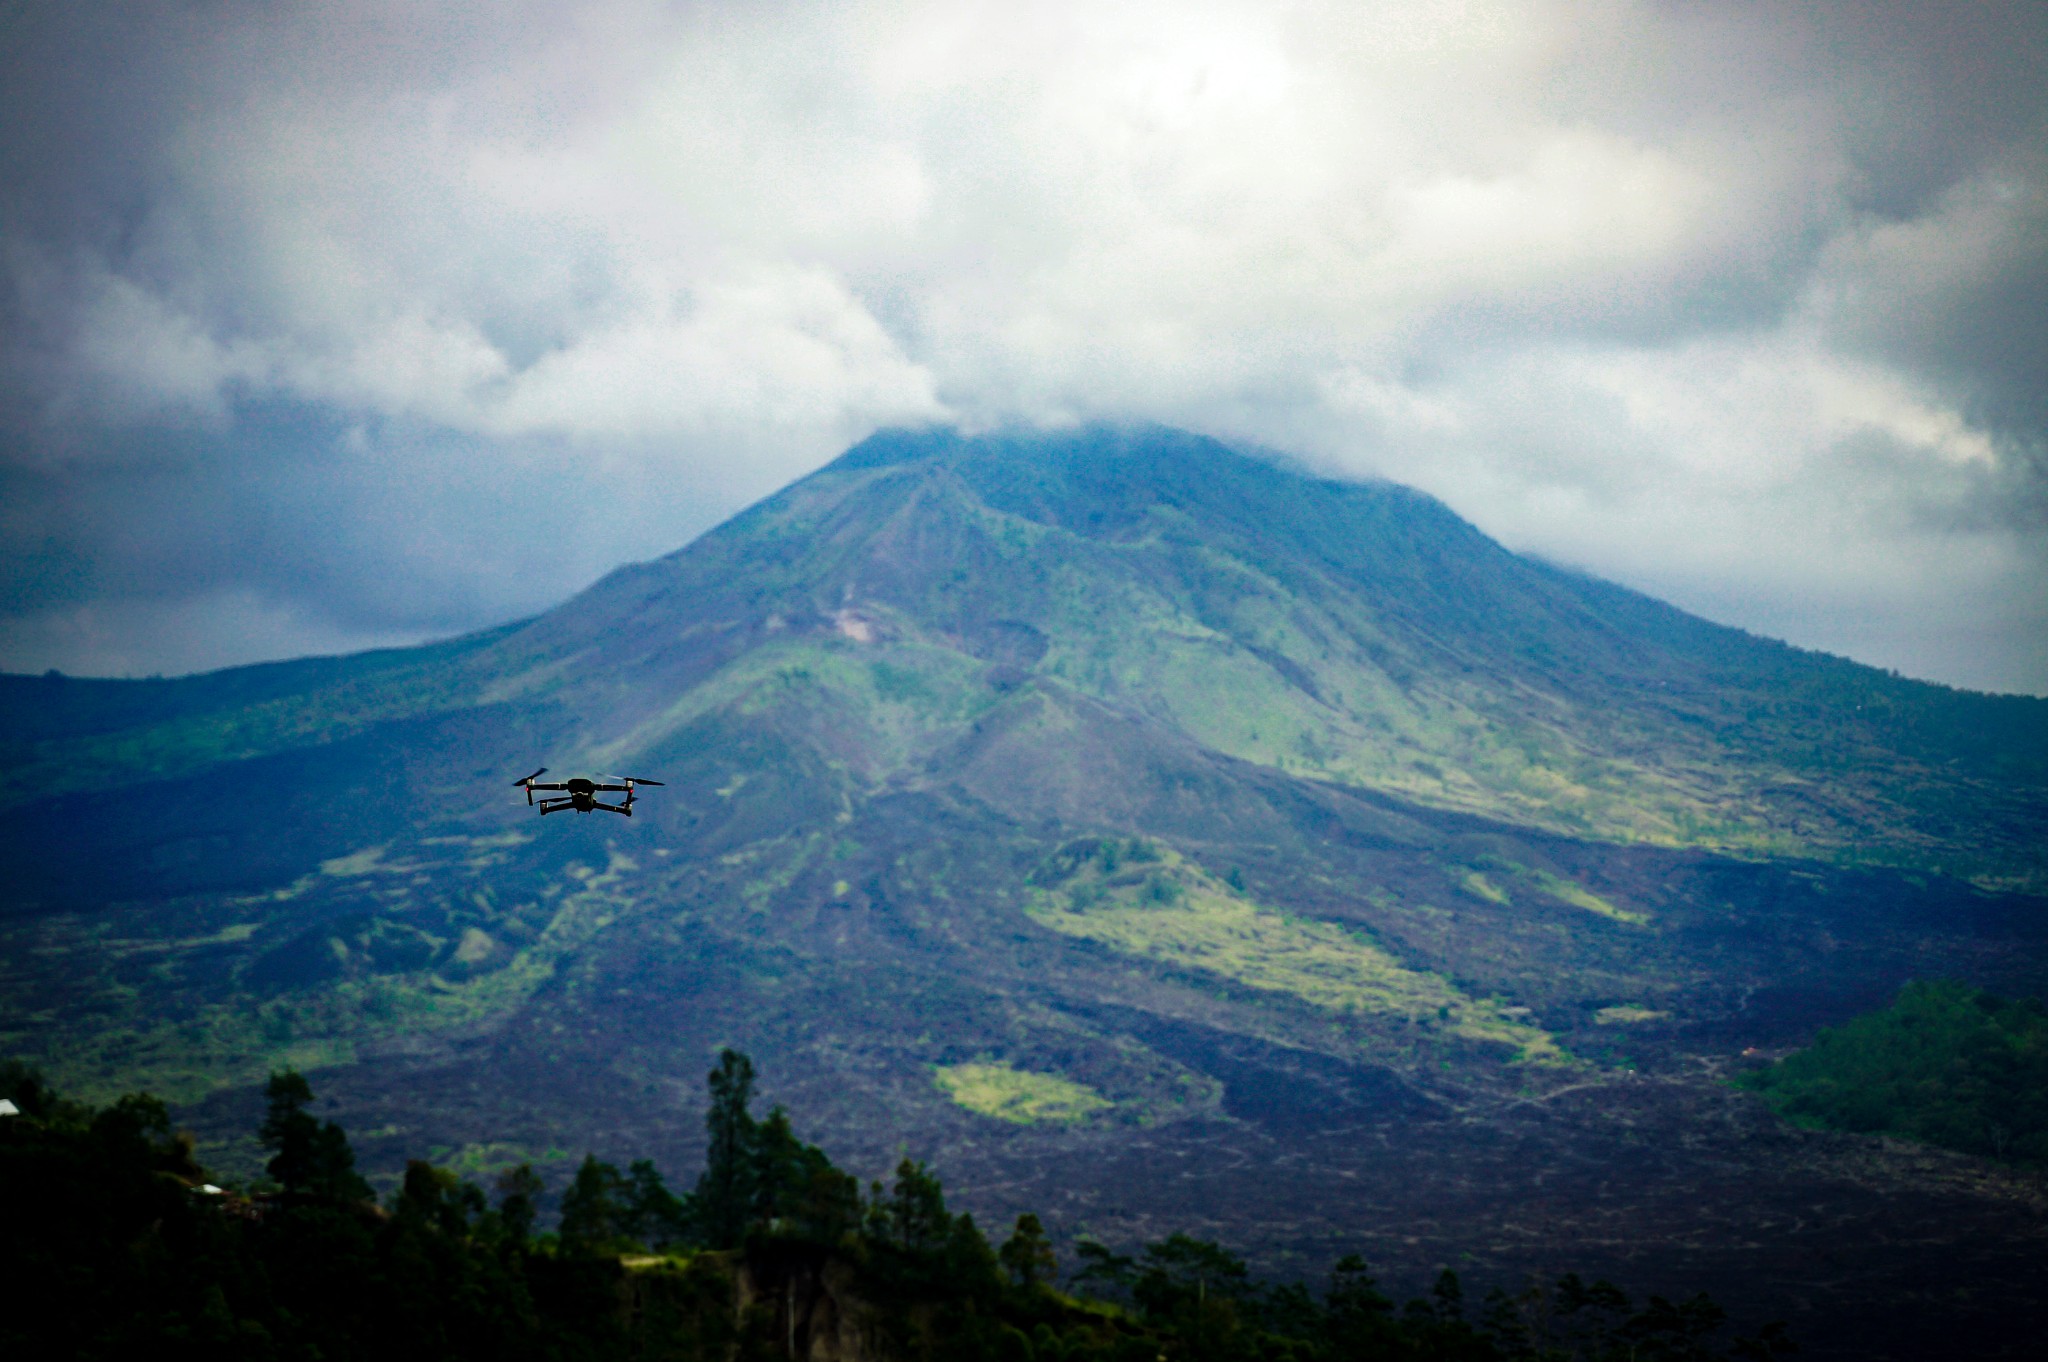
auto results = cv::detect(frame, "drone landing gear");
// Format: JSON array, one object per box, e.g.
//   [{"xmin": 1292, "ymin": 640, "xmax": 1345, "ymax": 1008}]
[{"xmin": 535, "ymin": 798, "xmax": 633, "ymax": 815}]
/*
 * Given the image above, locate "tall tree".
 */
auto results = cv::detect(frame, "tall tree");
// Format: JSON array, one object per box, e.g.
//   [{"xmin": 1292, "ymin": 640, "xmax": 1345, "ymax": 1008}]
[
  {"xmin": 1072, "ymin": 1238, "xmax": 1136, "ymax": 1295},
  {"xmin": 259, "ymin": 1069, "xmax": 368, "ymax": 1200},
  {"xmin": 624, "ymin": 1159, "xmax": 688, "ymax": 1249},
  {"xmin": 495, "ymin": 1162, "xmax": 545, "ymax": 1245},
  {"xmin": 1133, "ymin": 1233, "xmax": 1251, "ymax": 1317},
  {"xmin": 749, "ymin": 1105, "xmax": 857, "ymax": 1241},
  {"xmin": 260, "ymin": 1069, "xmax": 319, "ymax": 1191},
  {"xmin": 694, "ymin": 1048, "xmax": 759, "ymax": 1248},
  {"xmin": 559, "ymin": 1155, "xmax": 627, "ymax": 1252},
  {"xmin": 944, "ymin": 1213, "xmax": 1003, "ymax": 1304},
  {"xmin": 884, "ymin": 1157, "xmax": 951, "ymax": 1257},
  {"xmin": 999, "ymin": 1213, "xmax": 1057, "ymax": 1292},
  {"xmin": 749, "ymin": 1106, "xmax": 807, "ymax": 1228},
  {"xmin": 395, "ymin": 1159, "xmax": 484, "ymax": 1237},
  {"xmin": 1323, "ymin": 1254, "xmax": 1398, "ymax": 1357}
]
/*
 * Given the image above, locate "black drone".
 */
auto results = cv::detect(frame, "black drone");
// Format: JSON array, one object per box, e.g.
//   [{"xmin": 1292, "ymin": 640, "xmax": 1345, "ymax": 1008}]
[{"xmin": 514, "ymin": 769, "xmax": 663, "ymax": 817}]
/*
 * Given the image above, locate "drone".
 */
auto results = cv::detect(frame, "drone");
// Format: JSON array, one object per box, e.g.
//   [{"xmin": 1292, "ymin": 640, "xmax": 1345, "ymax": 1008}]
[{"xmin": 513, "ymin": 769, "xmax": 663, "ymax": 817}]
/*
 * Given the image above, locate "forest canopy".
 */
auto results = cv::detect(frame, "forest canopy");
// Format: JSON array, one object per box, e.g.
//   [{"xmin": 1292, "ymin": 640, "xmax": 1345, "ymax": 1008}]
[{"xmin": 1738, "ymin": 980, "xmax": 2048, "ymax": 1164}]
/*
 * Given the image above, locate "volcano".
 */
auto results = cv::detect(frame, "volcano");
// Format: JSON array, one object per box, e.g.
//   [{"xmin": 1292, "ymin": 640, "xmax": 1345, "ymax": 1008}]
[{"xmin": 4, "ymin": 424, "xmax": 2046, "ymax": 1358}]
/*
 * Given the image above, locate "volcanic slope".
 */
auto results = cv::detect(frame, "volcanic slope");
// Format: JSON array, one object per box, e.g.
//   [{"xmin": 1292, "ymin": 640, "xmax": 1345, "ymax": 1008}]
[{"xmin": 5, "ymin": 424, "xmax": 2048, "ymax": 1359}]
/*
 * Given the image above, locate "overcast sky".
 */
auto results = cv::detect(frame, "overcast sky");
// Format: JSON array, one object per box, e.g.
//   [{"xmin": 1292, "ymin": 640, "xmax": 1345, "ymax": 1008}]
[{"xmin": 3, "ymin": 0, "xmax": 2044, "ymax": 693}]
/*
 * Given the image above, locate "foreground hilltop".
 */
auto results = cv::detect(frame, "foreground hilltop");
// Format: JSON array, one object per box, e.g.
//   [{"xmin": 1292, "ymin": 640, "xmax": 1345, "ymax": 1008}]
[{"xmin": 4, "ymin": 425, "xmax": 2046, "ymax": 1359}]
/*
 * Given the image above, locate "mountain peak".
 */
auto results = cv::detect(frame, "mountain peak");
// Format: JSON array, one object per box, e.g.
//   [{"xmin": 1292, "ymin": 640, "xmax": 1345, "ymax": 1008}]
[{"xmin": 497, "ymin": 421, "xmax": 2045, "ymax": 884}]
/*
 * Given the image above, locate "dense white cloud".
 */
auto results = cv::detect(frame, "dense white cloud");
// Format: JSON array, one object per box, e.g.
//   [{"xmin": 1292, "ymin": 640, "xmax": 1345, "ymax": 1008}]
[{"xmin": 2, "ymin": 0, "xmax": 2044, "ymax": 690}]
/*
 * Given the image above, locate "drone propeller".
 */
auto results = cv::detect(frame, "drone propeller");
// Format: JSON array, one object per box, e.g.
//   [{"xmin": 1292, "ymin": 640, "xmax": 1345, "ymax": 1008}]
[
  {"xmin": 600, "ymin": 773, "xmax": 665, "ymax": 786},
  {"xmin": 513, "ymin": 768, "xmax": 547, "ymax": 786}
]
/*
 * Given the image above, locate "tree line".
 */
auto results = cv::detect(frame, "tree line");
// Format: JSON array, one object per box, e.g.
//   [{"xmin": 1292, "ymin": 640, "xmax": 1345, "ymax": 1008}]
[{"xmin": 1, "ymin": 1053, "xmax": 1790, "ymax": 1361}]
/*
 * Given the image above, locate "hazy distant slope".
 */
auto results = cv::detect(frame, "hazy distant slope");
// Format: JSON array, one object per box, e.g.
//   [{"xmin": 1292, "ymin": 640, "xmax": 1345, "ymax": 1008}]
[{"xmin": 0, "ymin": 625, "xmax": 522, "ymax": 800}]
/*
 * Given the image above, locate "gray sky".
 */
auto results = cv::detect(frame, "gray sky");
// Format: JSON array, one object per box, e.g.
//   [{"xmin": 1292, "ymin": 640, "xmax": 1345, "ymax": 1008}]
[{"xmin": 3, "ymin": 0, "xmax": 2044, "ymax": 693}]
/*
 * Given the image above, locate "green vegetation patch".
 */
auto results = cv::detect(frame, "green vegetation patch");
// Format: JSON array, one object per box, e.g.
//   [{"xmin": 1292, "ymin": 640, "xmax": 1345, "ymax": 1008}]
[
  {"xmin": 321, "ymin": 846, "xmax": 393, "ymax": 877},
  {"xmin": 433, "ymin": 1140, "xmax": 575, "ymax": 1179},
  {"xmin": 600, "ymin": 635, "xmax": 1000, "ymax": 772},
  {"xmin": 14, "ymin": 999, "xmax": 361, "ymax": 1107},
  {"xmin": 933, "ymin": 1062, "xmax": 1111, "ymax": 1124},
  {"xmin": 1027, "ymin": 839, "xmax": 1566, "ymax": 1063},
  {"xmin": 1739, "ymin": 980, "xmax": 2048, "ymax": 1164},
  {"xmin": 453, "ymin": 927, "xmax": 499, "ymax": 964},
  {"xmin": 1519, "ymin": 865, "xmax": 1647, "ymax": 925},
  {"xmin": 3, "ymin": 848, "xmax": 641, "ymax": 1106},
  {"xmin": 1458, "ymin": 871, "xmax": 1510, "ymax": 905}
]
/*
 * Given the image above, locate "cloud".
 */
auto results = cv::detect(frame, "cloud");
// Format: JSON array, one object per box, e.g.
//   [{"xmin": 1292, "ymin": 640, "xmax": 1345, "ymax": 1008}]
[
  {"xmin": 1, "ymin": 0, "xmax": 2044, "ymax": 691},
  {"xmin": 486, "ymin": 265, "xmax": 944, "ymax": 440}
]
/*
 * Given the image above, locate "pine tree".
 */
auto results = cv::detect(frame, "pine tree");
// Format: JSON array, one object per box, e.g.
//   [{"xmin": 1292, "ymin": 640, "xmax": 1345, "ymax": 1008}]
[
  {"xmin": 260, "ymin": 1069, "xmax": 369, "ymax": 1200},
  {"xmin": 999, "ymin": 1213, "xmax": 1057, "ymax": 1291},
  {"xmin": 1323, "ymin": 1253, "xmax": 1396, "ymax": 1355},
  {"xmin": 624, "ymin": 1159, "xmax": 688, "ymax": 1249},
  {"xmin": 1133, "ymin": 1234, "xmax": 1250, "ymax": 1317},
  {"xmin": 559, "ymin": 1154, "xmax": 627, "ymax": 1252},
  {"xmin": 260, "ymin": 1070, "xmax": 319, "ymax": 1191},
  {"xmin": 749, "ymin": 1107, "xmax": 808, "ymax": 1229},
  {"xmin": 885, "ymin": 1157, "xmax": 951, "ymax": 1256},
  {"xmin": 395, "ymin": 1159, "xmax": 484, "ymax": 1237},
  {"xmin": 495, "ymin": 1162, "xmax": 545, "ymax": 1244},
  {"xmin": 694, "ymin": 1048, "xmax": 758, "ymax": 1248}
]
